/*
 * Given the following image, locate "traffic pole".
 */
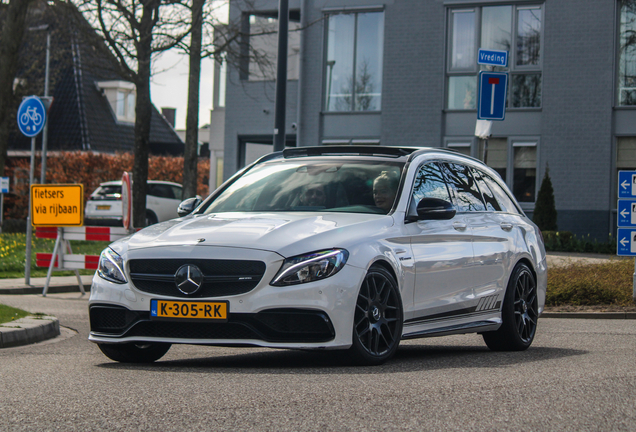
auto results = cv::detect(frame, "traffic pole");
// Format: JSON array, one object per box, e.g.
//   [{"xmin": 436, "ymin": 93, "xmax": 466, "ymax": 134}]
[
  {"xmin": 25, "ymin": 136, "xmax": 36, "ymax": 285},
  {"xmin": 273, "ymin": 0, "xmax": 289, "ymax": 152}
]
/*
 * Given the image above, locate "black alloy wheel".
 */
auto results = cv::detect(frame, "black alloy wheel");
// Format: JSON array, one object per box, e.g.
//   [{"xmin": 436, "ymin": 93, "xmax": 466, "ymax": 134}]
[
  {"xmin": 483, "ymin": 263, "xmax": 538, "ymax": 351},
  {"xmin": 349, "ymin": 266, "xmax": 403, "ymax": 365},
  {"xmin": 97, "ymin": 342, "xmax": 171, "ymax": 363}
]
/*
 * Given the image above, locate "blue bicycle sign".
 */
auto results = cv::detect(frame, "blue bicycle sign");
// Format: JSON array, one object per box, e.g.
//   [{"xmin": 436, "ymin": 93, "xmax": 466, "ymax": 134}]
[{"xmin": 17, "ymin": 96, "xmax": 46, "ymax": 137}]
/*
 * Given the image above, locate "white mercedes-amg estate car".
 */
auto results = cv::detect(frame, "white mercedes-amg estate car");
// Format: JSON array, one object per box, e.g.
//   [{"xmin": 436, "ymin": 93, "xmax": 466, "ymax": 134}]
[{"xmin": 89, "ymin": 146, "xmax": 547, "ymax": 365}]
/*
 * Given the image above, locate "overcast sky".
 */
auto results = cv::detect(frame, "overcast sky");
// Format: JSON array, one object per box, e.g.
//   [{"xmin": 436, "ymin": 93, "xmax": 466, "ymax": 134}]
[{"xmin": 150, "ymin": 51, "xmax": 215, "ymax": 131}]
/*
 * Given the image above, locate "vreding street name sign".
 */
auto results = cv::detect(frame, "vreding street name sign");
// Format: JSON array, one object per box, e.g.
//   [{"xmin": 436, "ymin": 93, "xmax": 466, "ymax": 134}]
[
  {"xmin": 31, "ymin": 184, "xmax": 84, "ymax": 227},
  {"xmin": 477, "ymin": 49, "xmax": 508, "ymax": 67}
]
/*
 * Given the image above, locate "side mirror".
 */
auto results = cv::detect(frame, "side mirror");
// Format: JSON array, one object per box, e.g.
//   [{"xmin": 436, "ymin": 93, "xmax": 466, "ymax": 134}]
[
  {"xmin": 177, "ymin": 197, "xmax": 202, "ymax": 217},
  {"xmin": 414, "ymin": 197, "xmax": 456, "ymax": 221}
]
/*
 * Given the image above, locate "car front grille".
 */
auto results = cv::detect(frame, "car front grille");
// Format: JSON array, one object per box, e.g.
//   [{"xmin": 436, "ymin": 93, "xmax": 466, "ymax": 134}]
[
  {"xmin": 128, "ymin": 259, "xmax": 267, "ymax": 298},
  {"xmin": 90, "ymin": 305, "xmax": 335, "ymax": 343}
]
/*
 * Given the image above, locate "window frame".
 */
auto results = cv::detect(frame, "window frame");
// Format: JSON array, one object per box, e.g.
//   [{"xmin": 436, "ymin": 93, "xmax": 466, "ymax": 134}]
[
  {"xmin": 617, "ymin": 0, "xmax": 636, "ymax": 107},
  {"xmin": 321, "ymin": 7, "xmax": 385, "ymax": 113},
  {"xmin": 445, "ymin": 3, "xmax": 544, "ymax": 111}
]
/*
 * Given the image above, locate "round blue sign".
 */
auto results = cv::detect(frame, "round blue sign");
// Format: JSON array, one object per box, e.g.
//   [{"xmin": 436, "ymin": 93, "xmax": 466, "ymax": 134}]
[{"xmin": 17, "ymin": 96, "xmax": 46, "ymax": 137}]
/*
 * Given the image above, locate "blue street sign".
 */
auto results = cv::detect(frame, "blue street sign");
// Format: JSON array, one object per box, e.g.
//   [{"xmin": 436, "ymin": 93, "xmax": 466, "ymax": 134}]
[
  {"xmin": 1, "ymin": 177, "xmax": 8, "ymax": 194},
  {"xmin": 17, "ymin": 96, "xmax": 46, "ymax": 137},
  {"xmin": 477, "ymin": 71, "xmax": 508, "ymax": 121},
  {"xmin": 618, "ymin": 199, "xmax": 636, "ymax": 227},
  {"xmin": 617, "ymin": 228, "xmax": 636, "ymax": 256},
  {"xmin": 618, "ymin": 171, "xmax": 636, "ymax": 198},
  {"xmin": 477, "ymin": 49, "xmax": 508, "ymax": 67}
]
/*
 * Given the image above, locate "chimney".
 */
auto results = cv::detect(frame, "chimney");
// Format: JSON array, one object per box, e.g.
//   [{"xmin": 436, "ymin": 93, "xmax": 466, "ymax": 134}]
[{"xmin": 161, "ymin": 107, "xmax": 176, "ymax": 128}]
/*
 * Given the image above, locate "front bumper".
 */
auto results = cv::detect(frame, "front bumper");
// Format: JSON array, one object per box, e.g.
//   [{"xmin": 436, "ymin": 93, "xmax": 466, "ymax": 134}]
[{"xmin": 88, "ymin": 245, "xmax": 366, "ymax": 350}]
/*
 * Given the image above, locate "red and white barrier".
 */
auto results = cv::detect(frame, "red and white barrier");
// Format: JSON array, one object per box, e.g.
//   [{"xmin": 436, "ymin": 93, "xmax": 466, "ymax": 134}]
[
  {"xmin": 36, "ymin": 226, "xmax": 129, "ymax": 242},
  {"xmin": 36, "ymin": 253, "xmax": 100, "ymax": 270},
  {"xmin": 36, "ymin": 226, "xmax": 132, "ymax": 296}
]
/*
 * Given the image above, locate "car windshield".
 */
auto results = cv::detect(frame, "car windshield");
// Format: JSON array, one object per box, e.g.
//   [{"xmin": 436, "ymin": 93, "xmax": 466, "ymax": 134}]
[
  {"xmin": 202, "ymin": 158, "xmax": 405, "ymax": 215},
  {"xmin": 90, "ymin": 185, "xmax": 122, "ymax": 201}
]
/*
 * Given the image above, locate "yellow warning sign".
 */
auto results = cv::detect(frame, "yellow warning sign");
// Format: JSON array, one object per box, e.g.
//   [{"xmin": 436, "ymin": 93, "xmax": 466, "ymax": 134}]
[{"xmin": 31, "ymin": 184, "xmax": 84, "ymax": 226}]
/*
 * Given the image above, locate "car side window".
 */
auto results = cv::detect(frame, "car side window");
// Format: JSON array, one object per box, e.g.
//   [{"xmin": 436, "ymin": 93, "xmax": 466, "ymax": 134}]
[
  {"xmin": 411, "ymin": 162, "xmax": 452, "ymax": 204},
  {"xmin": 482, "ymin": 173, "xmax": 520, "ymax": 214},
  {"xmin": 471, "ymin": 168, "xmax": 502, "ymax": 212},
  {"xmin": 440, "ymin": 162, "xmax": 486, "ymax": 212},
  {"xmin": 171, "ymin": 186, "xmax": 183, "ymax": 200},
  {"xmin": 148, "ymin": 184, "xmax": 175, "ymax": 199}
]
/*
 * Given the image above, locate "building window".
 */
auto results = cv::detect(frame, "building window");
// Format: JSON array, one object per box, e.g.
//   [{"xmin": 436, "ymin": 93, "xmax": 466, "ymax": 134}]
[
  {"xmin": 446, "ymin": 4, "xmax": 542, "ymax": 110},
  {"xmin": 478, "ymin": 137, "xmax": 508, "ymax": 180},
  {"xmin": 617, "ymin": 137, "xmax": 636, "ymax": 199},
  {"xmin": 242, "ymin": 13, "xmax": 301, "ymax": 81},
  {"xmin": 619, "ymin": 0, "xmax": 636, "ymax": 106},
  {"xmin": 513, "ymin": 142, "xmax": 537, "ymax": 202},
  {"xmin": 447, "ymin": 141, "xmax": 472, "ymax": 157},
  {"xmin": 324, "ymin": 11, "xmax": 384, "ymax": 112},
  {"xmin": 97, "ymin": 81, "xmax": 136, "ymax": 123}
]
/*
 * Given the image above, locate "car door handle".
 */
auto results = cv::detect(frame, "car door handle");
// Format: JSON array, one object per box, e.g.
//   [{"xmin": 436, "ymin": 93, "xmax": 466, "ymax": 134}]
[
  {"xmin": 452, "ymin": 222, "xmax": 467, "ymax": 231},
  {"xmin": 500, "ymin": 222, "xmax": 513, "ymax": 231}
]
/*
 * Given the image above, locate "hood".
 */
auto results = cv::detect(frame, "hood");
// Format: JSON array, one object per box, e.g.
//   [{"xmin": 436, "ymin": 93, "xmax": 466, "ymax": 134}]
[{"xmin": 117, "ymin": 212, "xmax": 392, "ymax": 256}]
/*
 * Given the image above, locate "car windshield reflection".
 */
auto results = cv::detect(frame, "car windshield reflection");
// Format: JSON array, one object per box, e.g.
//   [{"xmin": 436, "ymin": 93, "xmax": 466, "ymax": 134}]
[{"xmin": 202, "ymin": 159, "xmax": 404, "ymax": 215}]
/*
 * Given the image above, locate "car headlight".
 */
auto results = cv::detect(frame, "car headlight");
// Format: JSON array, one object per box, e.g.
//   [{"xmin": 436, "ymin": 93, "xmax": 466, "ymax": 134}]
[
  {"xmin": 271, "ymin": 249, "xmax": 349, "ymax": 286},
  {"xmin": 97, "ymin": 248, "xmax": 127, "ymax": 284}
]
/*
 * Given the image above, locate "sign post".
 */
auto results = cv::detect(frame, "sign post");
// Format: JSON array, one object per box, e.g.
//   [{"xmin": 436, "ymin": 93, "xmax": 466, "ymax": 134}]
[
  {"xmin": 18, "ymin": 96, "xmax": 47, "ymax": 285},
  {"xmin": 0, "ymin": 177, "xmax": 8, "ymax": 234},
  {"xmin": 617, "ymin": 170, "xmax": 636, "ymax": 300},
  {"xmin": 30, "ymin": 184, "xmax": 85, "ymax": 296},
  {"xmin": 475, "ymin": 49, "xmax": 509, "ymax": 160}
]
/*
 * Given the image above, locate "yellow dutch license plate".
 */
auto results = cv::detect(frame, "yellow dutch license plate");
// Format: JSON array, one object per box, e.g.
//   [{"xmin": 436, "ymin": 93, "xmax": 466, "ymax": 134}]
[
  {"xmin": 150, "ymin": 299, "xmax": 228, "ymax": 322},
  {"xmin": 96, "ymin": 205, "xmax": 111, "ymax": 210}
]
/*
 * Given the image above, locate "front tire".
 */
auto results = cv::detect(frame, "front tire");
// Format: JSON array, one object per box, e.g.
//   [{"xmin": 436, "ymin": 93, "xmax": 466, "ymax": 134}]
[
  {"xmin": 349, "ymin": 266, "xmax": 403, "ymax": 365},
  {"xmin": 483, "ymin": 263, "xmax": 538, "ymax": 351},
  {"xmin": 97, "ymin": 342, "xmax": 171, "ymax": 363}
]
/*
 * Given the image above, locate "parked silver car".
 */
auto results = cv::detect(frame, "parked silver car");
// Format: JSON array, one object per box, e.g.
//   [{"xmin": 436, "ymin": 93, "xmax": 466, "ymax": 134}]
[
  {"xmin": 84, "ymin": 180, "xmax": 183, "ymax": 226},
  {"xmin": 90, "ymin": 147, "xmax": 547, "ymax": 365}
]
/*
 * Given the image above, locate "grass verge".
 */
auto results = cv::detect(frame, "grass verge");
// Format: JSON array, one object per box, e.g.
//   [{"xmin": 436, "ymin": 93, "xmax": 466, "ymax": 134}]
[
  {"xmin": 0, "ymin": 304, "xmax": 30, "ymax": 324},
  {"xmin": 547, "ymin": 259, "xmax": 635, "ymax": 307},
  {"xmin": 0, "ymin": 233, "xmax": 110, "ymax": 279}
]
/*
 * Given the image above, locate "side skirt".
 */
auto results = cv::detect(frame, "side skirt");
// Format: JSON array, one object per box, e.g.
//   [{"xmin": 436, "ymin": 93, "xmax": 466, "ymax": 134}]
[{"xmin": 401, "ymin": 319, "xmax": 501, "ymax": 340}]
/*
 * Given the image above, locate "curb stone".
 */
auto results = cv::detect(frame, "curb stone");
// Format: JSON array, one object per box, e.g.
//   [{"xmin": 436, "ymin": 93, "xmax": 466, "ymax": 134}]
[
  {"xmin": 541, "ymin": 312, "xmax": 636, "ymax": 319},
  {"xmin": 0, "ymin": 316, "xmax": 60, "ymax": 348}
]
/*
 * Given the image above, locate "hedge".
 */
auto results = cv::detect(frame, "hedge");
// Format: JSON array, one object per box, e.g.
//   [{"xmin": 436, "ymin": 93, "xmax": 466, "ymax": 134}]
[{"xmin": 2, "ymin": 152, "xmax": 210, "ymax": 221}]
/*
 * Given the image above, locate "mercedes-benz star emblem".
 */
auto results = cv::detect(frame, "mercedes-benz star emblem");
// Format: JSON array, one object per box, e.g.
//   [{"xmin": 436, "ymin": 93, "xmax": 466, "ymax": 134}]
[{"xmin": 175, "ymin": 264, "xmax": 204, "ymax": 295}]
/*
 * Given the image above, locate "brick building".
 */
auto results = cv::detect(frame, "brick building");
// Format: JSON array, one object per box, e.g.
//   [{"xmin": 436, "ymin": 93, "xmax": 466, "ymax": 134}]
[{"xmin": 219, "ymin": 0, "xmax": 636, "ymax": 240}]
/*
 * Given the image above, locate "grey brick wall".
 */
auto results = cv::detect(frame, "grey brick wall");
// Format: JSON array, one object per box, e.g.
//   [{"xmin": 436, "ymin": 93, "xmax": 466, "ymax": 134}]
[
  {"xmin": 541, "ymin": 0, "xmax": 616, "ymax": 239},
  {"xmin": 223, "ymin": 0, "xmax": 635, "ymax": 241}
]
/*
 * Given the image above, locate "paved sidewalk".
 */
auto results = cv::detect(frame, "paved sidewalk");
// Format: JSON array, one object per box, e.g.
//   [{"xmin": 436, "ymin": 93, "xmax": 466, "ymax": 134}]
[{"xmin": 0, "ymin": 275, "xmax": 93, "ymax": 295}]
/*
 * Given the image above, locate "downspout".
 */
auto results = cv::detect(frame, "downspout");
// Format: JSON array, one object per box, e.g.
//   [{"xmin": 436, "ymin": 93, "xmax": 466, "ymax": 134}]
[{"xmin": 71, "ymin": 34, "xmax": 90, "ymax": 150}]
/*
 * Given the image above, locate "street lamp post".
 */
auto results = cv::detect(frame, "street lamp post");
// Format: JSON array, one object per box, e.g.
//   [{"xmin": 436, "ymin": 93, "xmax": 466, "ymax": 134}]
[
  {"xmin": 273, "ymin": 0, "xmax": 289, "ymax": 152},
  {"xmin": 27, "ymin": 24, "xmax": 51, "ymax": 184}
]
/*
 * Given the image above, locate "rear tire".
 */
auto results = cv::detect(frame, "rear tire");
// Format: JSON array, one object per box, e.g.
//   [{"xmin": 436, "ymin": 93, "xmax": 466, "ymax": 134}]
[
  {"xmin": 483, "ymin": 263, "xmax": 538, "ymax": 351},
  {"xmin": 348, "ymin": 266, "xmax": 403, "ymax": 365},
  {"xmin": 97, "ymin": 342, "xmax": 171, "ymax": 363}
]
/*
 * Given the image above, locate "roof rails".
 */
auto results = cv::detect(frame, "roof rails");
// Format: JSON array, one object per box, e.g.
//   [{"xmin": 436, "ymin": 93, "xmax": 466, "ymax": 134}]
[{"xmin": 283, "ymin": 146, "xmax": 417, "ymax": 159}]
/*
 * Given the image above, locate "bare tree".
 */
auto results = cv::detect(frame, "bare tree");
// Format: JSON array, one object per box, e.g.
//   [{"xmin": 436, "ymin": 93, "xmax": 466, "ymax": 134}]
[
  {"xmin": 0, "ymin": 0, "xmax": 35, "ymax": 177},
  {"xmin": 181, "ymin": 0, "xmax": 204, "ymax": 200},
  {"xmin": 74, "ymin": 0, "xmax": 189, "ymax": 227}
]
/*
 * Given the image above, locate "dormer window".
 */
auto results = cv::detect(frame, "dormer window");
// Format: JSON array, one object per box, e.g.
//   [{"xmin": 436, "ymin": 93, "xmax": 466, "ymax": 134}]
[{"xmin": 97, "ymin": 80, "xmax": 136, "ymax": 123}]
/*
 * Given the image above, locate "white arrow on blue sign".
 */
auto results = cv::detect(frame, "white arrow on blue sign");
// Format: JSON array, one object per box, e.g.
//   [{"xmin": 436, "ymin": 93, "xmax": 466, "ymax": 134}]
[
  {"xmin": 618, "ymin": 171, "xmax": 636, "ymax": 198},
  {"xmin": 618, "ymin": 200, "xmax": 636, "ymax": 227},
  {"xmin": 17, "ymin": 96, "xmax": 46, "ymax": 138},
  {"xmin": 477, "ymin": 71, "xmax": 508, "ymax": 121},
  {"xmin": 617, "ymin": 228, "xmax": 636, "ymax": 256}
]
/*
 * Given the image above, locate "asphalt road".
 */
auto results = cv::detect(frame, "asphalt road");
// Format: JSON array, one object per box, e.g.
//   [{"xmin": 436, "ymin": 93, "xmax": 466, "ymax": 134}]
[{"xmin": 1, "ymin": 293, "xmax": 635, "ymax": 431}]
